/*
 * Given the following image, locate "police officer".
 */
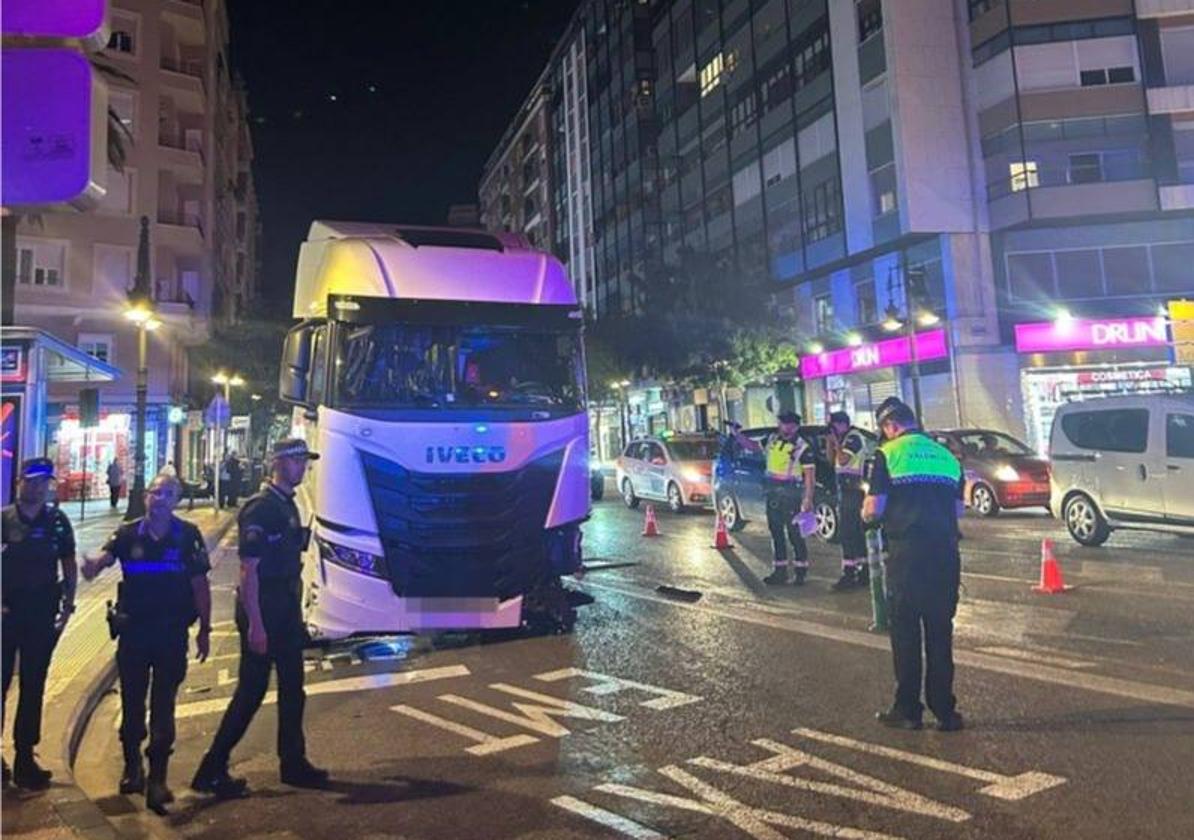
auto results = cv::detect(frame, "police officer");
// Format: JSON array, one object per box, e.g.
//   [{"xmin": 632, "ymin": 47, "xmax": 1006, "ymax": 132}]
[
  {"xmin": 1, "ymin": 458, "xmax": 77, "ymax": 789},
  {"xmin": 733, "ymin": 412, "xmax": 816, "ymax": 585},
  {"xmin": 828, "ymin": 411, "xmax": 870, "ymax": 591},
  {"xmin": 863, "ymin": 398, "xmax": 965, "ymax": 732},
  {"xmin": 191, "ymin": 438, "xmax": 327, "ymax": 797},
  {"xmin": 82, "ymin": 473, "xmax": 211, "ymax": 814}
]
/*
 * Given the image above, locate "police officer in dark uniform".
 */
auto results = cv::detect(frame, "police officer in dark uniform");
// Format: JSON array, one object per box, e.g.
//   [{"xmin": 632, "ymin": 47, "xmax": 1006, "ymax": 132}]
[
  {"xmin": 191, "ymin": 438, "xmax": 327, "ymax": 797},
  {"xmin": 863, "ymin": 398, "xmax": 965, "ymax": 732},
  {"xmin": 82, "ymin": 472, "xmax": 212, "ymax": 814},
  {"xmin": 2, "ymin": 458, "xmax": 78, "ymax": 789},
  {"xmin": 829, "ymin": 411, "xmax": 870, "ymax": 591}
]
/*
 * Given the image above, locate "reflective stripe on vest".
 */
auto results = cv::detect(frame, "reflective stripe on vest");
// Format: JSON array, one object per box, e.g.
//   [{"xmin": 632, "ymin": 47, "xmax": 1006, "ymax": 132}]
[
  {"xmin": 835, "ymin": 429, "xmax": 867, "ymax": 477},
  {"xmin": 765, "ymin": 435, "xmax": 808, "ymax": 481},
  {"xmin": 879, "ymin": 432, "xmax": 961, "ymax": 486}
]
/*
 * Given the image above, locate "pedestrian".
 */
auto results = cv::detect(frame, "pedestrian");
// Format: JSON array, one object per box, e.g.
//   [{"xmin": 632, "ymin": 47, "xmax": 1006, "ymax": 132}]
[
  {"xmin": 107, "ymin": 458, "xmax": 124, "ymax": 510},
  {"xmin": 218, "ymin": 456, "xmax": 232, "ymax": 508},
  {"xmin": 1, "ymin": 458, "xmax": 78, "ymax": 789},
  {"xmin": 862, "ymin": 398, "xmax": 965, "ymax": 732},
  {"xmin": 732, "ymin": 412, "xmax": 816, "ymax": 585},
  {"xmin": 227, "ymin": 455, "xmax": 243, "ymax": 507},
  {"xmin": 82, "ymin": 472, "xmax": 212, "ymax": 814},
  {"xmin": 191, "ymin": 438, "xmax": 327, "ymax": 797},
  {"xmin": 828, "ymin": 411, "xmax": 870, "ymax": 591}
]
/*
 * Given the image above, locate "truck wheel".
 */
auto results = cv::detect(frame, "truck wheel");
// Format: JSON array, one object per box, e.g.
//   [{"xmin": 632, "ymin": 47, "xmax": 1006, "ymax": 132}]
[
  {"xmin": 1064, "ymin": 493, "xmax": 1110, "ymax": 547},
  {"xmin": 622, "ymin": 478, "xmax": 640, "ymax": 509}
]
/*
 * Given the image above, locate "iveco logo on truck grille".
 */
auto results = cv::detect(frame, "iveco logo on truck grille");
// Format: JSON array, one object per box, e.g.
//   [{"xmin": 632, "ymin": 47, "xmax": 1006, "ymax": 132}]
[{"xmin": 426, "ymin": 445, "xmax": 507, "ymax": 465}]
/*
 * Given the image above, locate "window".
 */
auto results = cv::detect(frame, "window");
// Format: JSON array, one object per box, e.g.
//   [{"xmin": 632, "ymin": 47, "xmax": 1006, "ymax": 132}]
[
  {"xmin": 857, "ymin": 0, "xmax": 882, "ymax": 43},
  {"xmin": 870, "ymin": 164, "xmax": 896, "ymax": 216},
  {"xmin": 109, "ymin": 90, "xmax": 136, "ymax": 134},
  {"xmin": 1107, "ymin": 66, "xmax": 1135, "ymax": 83},
  {"xmin": 762, "ymin": 62, "xmax": 792, "ymax": 112},
  {"xmin": 1168, "ymin": 414, "xmax": 1194, "ymax": 459},
  {"xmin": 729, "ymin": 91, "xmax": 757, "ymax": 138},
  {"xmin": 856, "ymin": 280, "xmax": 877, "ymax": 325},
  {"xmin": 99, "ymin": 167, "xmax": 134, "ymax": 215},
  {"xmin": 814, "ymin": 294, "xmax": 834, "ymax": 334},
  {"xmin": 1011, "ymin": 160, "xmax": 1039, "ymax": 194},
  {"xmin": 15, "ymin": 239, "xmax": 66, "ymax": 288},
  {"xmin": 793, "ymin": 21, "xmax": 831, "ymax": 91},
  {"xmin": 762, "ymin": 140, "xmax": 796, "ymax": 188},
  {"xmin": 1102, "ymin": 246, "xmax": 1150, "ymax": 296},
  {"xmin": 77, "ymin": 334, "xmax": 113, "ymax": 365},
  {"xmin": 1061, "ymin": 409, "xmax": 1149, "ymax": 454},
  {"xmin": 1054, "ymin": 249, "xmax": 1102, "ymax": 299},
  {"xmin": 1151, "ymin": 242, "xmax": 1194, "ymax": 293},
  {"xmin": 699, "ymin": 53, "xmax": 724, "ymax": 97},
  {"xmin": 802, "ymin": 178, "xmax": 841, "ymax": 243},
  {"xmin": 107, "ymin": 30, "xmax": 133, "ymax": 53},
  {"xmin": 967, "ymin": 0, "xmax": 997, "ymax": 21},
  {"xmin": 1006, "ymin": 252, "xmax": 1055, "ymax": 301},
  {"xmin": 1068, "ymin": 153, "xmax": 1103, "ymax": 184}
]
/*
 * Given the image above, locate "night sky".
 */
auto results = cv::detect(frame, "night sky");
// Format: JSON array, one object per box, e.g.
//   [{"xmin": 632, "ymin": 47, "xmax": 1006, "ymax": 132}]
[{"xmin": 227, "ymin": 0, "xmax": 578, "ymax": 311}]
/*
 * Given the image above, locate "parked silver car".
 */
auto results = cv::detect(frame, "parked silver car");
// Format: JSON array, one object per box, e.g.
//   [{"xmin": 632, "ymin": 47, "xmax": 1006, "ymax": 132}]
[{"xmin": 1049, "ymin": 393, "xmax": 1194, "ymax": 546}]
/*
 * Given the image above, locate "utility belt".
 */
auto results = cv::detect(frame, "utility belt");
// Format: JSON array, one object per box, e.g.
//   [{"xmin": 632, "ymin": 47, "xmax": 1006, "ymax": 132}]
[{"xmin": 106, "ymin": 582, "xmax": 196, "ymax": 639}]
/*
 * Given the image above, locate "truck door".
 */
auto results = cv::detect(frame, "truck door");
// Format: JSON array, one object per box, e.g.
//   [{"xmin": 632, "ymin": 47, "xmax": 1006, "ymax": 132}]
[{"xmin": 1164, "ymin": 410, "xmax": 1194, "ymax": 522}]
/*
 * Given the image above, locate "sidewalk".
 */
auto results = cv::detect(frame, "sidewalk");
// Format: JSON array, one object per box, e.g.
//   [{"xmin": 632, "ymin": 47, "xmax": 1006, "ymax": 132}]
[{"xmin": 2, "ymin": 507, "xmax": 236, "ymax": 840}]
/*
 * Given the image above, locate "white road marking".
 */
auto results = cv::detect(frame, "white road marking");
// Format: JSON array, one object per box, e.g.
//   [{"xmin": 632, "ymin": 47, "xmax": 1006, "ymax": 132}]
[
  {"xmin": 171, "ymin": 665, "xmax": 470, "ymax": 721},
  {"xmin": 583, "ymin": 580, "xmax": 1194, "ymax": 709},
  {"xmin": 551, "ymin": 796, "xmax": 665, "ymax": 839},
  {"xmin": 691, "ymin": 738, "xmax": 970, "ymax": 823},
  {"xmin": 438, "ymin": 684, "xmax": 624, "ymax": 738},
  {"xmin": 792, "ymin": 728, "xmax": 1066, "ymax": 801},
  {"xmin": 599, "ymin": 764, "xmax": 903, "ymax": 840},
  {"xmin": 390, "ymin": 704, "xmax": 539, "ymax": 756},
  {"xmin": 976, "ymin": 646, "xmax": 1097, "ymax": 670},
  {"xmin": 536, "ymin": 667, "xmax": 703, "ymax": 710}
]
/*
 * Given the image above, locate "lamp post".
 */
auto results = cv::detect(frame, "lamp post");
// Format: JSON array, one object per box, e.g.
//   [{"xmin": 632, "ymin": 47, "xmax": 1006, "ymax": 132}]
[
  {"xmin": 882, "ymin": 264, "xmax": 940, "ymax": 423},
  {"xmin": 610, "ymin": 379, "xmax": 631, "ymax": 449},
  {"xmin": 123, "ymin": 217, "xmax": 160, "ymax": 521},
  {"xmin": 211, "ymin": 370, "xmax": 245, "ymax": 510}
]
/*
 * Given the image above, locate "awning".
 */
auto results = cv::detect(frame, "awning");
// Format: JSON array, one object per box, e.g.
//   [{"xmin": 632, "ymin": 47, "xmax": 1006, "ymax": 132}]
[{"xmin": 2, "ymin": 326, "xmax": 122, "ymax": 383}]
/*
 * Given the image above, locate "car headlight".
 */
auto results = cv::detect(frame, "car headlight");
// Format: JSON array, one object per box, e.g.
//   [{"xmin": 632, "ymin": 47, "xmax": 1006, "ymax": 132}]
[
  {"xmin": 316, "ymin": 536, "xmax": 388, "ymax": 579},
  {"xmin": 680, "ymin": 467, "xmax": 705, "ymax": 483},
  {"xmin": 994, "ymin": 465, "xmax": 1019, "ymax": 482}
]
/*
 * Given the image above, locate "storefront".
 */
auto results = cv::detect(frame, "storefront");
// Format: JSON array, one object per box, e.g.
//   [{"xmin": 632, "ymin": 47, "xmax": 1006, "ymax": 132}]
[
  {"xmin": 799, "ymin": 328, "xmax": 952, "ymax": 430},
  {"xmin": 1014, "ymin": 315, "xmax": 1189, "ymax": 452},
  {"xmin": 1, "ymin": 328, "xmax": 121, "ymax": 505},
  {"xmin": 48, "ymin": 404, "xmax": 167, "ymax": 501}
]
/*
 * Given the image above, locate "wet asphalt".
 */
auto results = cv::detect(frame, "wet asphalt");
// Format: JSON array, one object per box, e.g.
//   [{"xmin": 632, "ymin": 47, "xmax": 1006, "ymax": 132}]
[{"xmin": 73, "ymin": 488, "xmax": 1194, "ymax": 839}]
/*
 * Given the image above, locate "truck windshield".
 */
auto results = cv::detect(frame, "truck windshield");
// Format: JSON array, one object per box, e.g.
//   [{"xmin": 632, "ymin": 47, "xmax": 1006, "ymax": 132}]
[{"xmin": 334, "ymin": 322, "xmax": 585, "ymax": 416}]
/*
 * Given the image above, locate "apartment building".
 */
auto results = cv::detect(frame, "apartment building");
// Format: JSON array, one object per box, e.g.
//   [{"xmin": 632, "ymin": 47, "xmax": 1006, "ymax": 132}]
[
  {"xmin": 484, "ymin": 0, "xmax": 1194, "ymax": 444},
  {"xmin": 12, "ymin": 0, "xmax": 260, "ymax": 494},
  {"xmin": 479, "ymin": 82, "xmax": 555, "ymax": 253}
]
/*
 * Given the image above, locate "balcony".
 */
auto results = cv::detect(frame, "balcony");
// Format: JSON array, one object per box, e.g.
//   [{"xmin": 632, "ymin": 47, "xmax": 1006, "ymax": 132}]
[
  {"xmin": 1147, "ymin": 83, "xmax": 1194, "ymax": 117},
  {"xmin": 1160, "ymin": 184, "xmax": 1194, "ymax": 210},
  {"xmin": 158, "ymin": 129, "xmax": 204, "ymax": 170},
  {"xmin": 156, "ymin": 209, "xmax": 205, "ymax": 246},
  {"xmin": 1134, "ymin": 0, "xmax": 1194, "ymax": 17},
  {"xmin": 159, "ymin": 56, "xmax": 206, "ymax": 97}
]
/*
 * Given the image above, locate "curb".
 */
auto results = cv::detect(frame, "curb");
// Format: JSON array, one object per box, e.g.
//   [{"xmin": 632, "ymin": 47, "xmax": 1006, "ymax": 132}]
[{"xmin": 49, "ymin": 513, "xmax": 238, "ymax": 839}]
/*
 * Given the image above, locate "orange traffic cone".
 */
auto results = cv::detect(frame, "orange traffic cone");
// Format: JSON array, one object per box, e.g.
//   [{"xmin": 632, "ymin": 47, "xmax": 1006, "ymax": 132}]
[
  {"xmin": 642, "ymin": 504, "xmax": 660, "ymax": 537},
  {"xmin": 1033, "ymin": 538, "xmax": 1071, "ymax": 594},
  {"xmin": 712, "ymin": 513, "xmax": 732, "ymax": 549}
]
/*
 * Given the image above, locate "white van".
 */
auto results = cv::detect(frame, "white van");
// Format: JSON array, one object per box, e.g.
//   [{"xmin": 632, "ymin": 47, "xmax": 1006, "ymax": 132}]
[{"xmin": 1049, "ymin": 393, "xmax": 1194, "ymax": 545}]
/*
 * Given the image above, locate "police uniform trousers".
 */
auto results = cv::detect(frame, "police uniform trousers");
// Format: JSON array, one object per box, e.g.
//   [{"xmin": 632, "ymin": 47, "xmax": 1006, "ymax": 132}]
[
  {"xmin": 885, "ymin": 537, "xmax": 960, "ymax": 721},
  {"xmin": 837, "ymin": 486, "xmax": 867, "ymax": 562},
  {"xmin": 1, "ymin": 585, "xmax": 60, "ymax": 752},
  {"xmin": 764, "ymin": 482, "xmax": 808, "ymax": 569},
  {"xmin": 206, "ymin": 580, "xmax": 306, "ymax": 766},
  {"xmin": 117, "ymin": 619, "xmax": 189, "ymax": 762}
]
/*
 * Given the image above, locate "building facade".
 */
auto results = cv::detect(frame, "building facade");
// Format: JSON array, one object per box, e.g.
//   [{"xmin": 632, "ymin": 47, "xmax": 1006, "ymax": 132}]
[
  {"xmin": 12, "ymin": 0, "xmax": 260, "ymax": 495},
  {"xmin": 484, "ymin": 0, "xmax": 1194, "ymax": 444}
]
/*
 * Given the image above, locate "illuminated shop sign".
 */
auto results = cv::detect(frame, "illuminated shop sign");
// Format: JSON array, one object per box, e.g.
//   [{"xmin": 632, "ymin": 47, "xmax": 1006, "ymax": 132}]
[
  {"xmin": 800, "ymin": 329, "xmax": 948, "ymax": 380},
  {"xmin": 1014, "ymin": 317, "xmax": 1169, "ymax": 354}
]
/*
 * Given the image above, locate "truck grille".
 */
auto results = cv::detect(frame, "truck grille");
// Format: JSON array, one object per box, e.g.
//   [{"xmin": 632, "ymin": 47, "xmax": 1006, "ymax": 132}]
[{"xmin": 359, "ymin": 449, "xmax": 563, "ymax": 599}]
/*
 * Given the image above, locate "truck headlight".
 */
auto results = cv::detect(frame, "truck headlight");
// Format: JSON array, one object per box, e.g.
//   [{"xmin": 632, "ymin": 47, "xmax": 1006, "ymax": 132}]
[
  {"xmin": 994, "ymin": 465, "xmax": 1019, "ymax": 482},
  {"xmin": 316, "ymin": 536, "xmax": 388, "ymax": 579}
]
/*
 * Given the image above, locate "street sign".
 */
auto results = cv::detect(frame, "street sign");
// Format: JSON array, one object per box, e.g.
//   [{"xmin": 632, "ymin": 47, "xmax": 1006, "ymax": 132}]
[
  {"xmin": 79, "ymin": 387, "xmax": 99, "ymax": 427},
  {"xmin": 1, "ymin": 48, "xmax": 107, "ymax": 209},
  {"xmin": 168, "ymin": 405, "xmax": 186, "ymax": 425},
  {"xmin": 1170, "ymin": 300, "xmax": 1194, "ymax": 366},
  {"xmin": 205, "ymin": 394, "xmax": 231, "ymax": 427}
]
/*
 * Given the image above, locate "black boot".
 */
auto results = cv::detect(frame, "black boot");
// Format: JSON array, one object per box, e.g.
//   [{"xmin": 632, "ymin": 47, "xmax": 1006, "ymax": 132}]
[
  {"xmin": 831, "ymin": 567, "xmax": 857, "ymax": 591},
  {"xmin": 280, "ymin": 757, "xmax": 329, "ymax": 789},
  {"xmin": 191, "ymin": 753, "xmax": 249, "ymax": 799},
  {"xmin": 12, "ymin": 750, "xmax": 53, "ymax": 790},
  {"xmin": 763, "ymin": 568, "xmax": 789, "ymax": 585},
  {"xmin": 792, "ymin": 567, "xmax": 807, "ymax": 586},
  {"xmin": 119, "ymin": 747, "xmax": 145, "ymax": 795},
  {"xmin": 146, "ymin": 756, "xmax": 172, "ymax": 815}
]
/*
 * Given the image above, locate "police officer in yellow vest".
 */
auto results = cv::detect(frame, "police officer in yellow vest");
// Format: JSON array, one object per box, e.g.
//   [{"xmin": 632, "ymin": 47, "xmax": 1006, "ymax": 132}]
[
  {"xmin": 733, "ymin": 412, "xmax": 816, "ymax": 585},
  {"xmin": 828, "ymin": 411, "xmax": 870, "ymax": 591},
  {"xmin": 863, "ymin": 398, "xmax": 965, "ymax": 732}
]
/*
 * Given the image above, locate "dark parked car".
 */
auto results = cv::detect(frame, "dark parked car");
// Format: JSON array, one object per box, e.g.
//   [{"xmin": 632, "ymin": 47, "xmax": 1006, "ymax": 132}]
[
  {"xmin": 713, "ymin": 425, "xmax": 875, "ymax": 542},
  {"xmin": 928, "ymin": 429, "xmax": 1050, "ymax": 516}
]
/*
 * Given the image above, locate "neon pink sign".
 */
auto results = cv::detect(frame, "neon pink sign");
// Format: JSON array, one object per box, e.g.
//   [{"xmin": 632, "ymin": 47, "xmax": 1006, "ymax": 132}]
[
  {"xmin": 1014, "ymin": 317, "xmax": 1169, "ymax": 353},
  {"xmin": 800, "ymin": 329, "xmax": 948, "ymax": 380}
]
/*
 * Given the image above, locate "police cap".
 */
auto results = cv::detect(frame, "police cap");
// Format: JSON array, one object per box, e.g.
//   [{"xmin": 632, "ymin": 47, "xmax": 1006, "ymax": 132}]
[
  {"xmin": 828, "ymin": 410, "xmax": 851, "ymax": 426},
  {"xmin": 19, "ymin": 457, "xmax": 55, "ymax": 481},
  {"xmin": 776, "ymin": 411, "xmax": 801, "ymax": 425},
  {"xmin": 875, "ymin": 397, "xmax": 915, "ymax": 427},
  {"xmin": 271, "ymin": 438, "xmax": 320, "ymax": 461}
]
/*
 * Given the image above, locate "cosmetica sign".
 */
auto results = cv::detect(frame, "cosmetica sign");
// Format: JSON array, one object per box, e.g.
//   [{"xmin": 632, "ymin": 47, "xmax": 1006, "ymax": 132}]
[{"xmin": 426, "ymin": 445, "xmax": 507, "ymax": 465}]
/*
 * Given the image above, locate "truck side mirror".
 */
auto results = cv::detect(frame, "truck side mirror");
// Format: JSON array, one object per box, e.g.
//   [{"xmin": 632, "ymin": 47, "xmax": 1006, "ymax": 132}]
[{"xmin": 279, "ymin": 325, "xmax": 312, "ymax": 405}]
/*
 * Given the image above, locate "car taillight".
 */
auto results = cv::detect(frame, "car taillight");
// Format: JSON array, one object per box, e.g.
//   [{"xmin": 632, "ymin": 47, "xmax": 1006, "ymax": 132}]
[{"xmin": 316, "ymin": 536, "xmax": 388, "ymax": 579}]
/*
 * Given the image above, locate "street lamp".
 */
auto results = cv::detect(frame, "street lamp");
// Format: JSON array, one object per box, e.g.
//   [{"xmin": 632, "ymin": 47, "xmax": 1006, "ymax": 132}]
[
  {"xmin": 211, "ymin": 370, "xmax": 245, "ymax": 509},
  {"xmin": 882, "ymin": 264, "xmax": 940, "ymax": 422},
  {"xmin": 122, "ymin": 216, "xmax": 160, "ymax": 520},
  {"xmin": 610, "ymin": 379, "xmax": 631, "ymax": 449}
]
